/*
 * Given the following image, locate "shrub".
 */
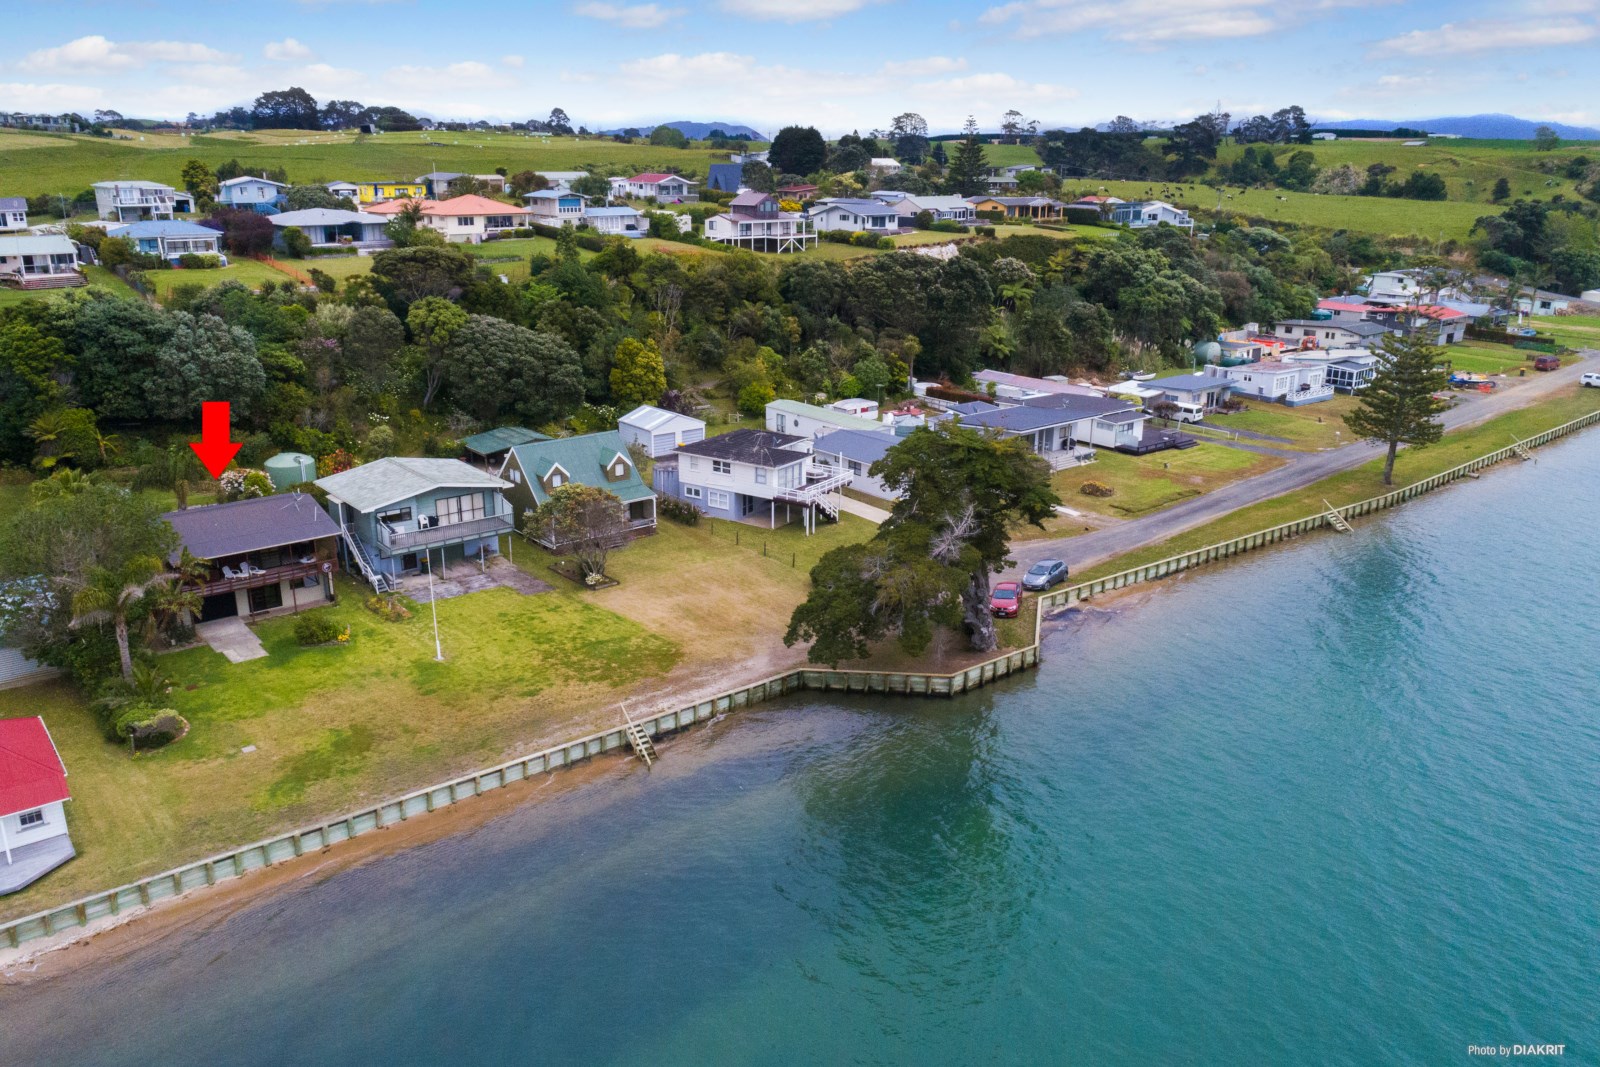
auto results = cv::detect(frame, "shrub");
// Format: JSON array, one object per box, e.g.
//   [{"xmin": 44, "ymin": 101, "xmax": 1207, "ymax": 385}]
[
  {"xmin": 293, "ymin": 611, "xmax": 343, "ymax": 646},
  {"xmin": 1079, "ymin": 480, "xmax": 1115, "ymax": 498},
  {"xmin": 177, "ymin": 253, "xmax": 206, "ymax": 269},
  {"xmin": 737, "ymin": 380, "xmax": 776, "ymax": 416},
  {"xmin": 930, "ymin": 220, "xmax": 968, "ymax": 233},
  {"xmin": 280, "ymin": 226, "xmax": 313, "ymax": 258},
  {"xmin": 307, "ymin": 267, "xmax": 336, "ymax": 292},
  {"xmin": 365, "ymin": 594, "xmax": 412, "ymax": 621},
  {"xmin": 976, "ymin": 225, "xmax": 996, "ymax": 238},
  {"xmin": 658, "ymin": 495, "xmax": 702, "ymax": 525},
  {"xmin": 218, "ymin": 467, "xmax": 274, "ymax": 500},
  {"xmin": 821, "ymin": 229, "xmax": 855, "ymax": 244},
  {"xmin": 877, "ymin": 236, "xmax": 895, "ymax": 249},
  {"xmin": 112, "ymin": 707, "xmax": 188, "ymax": 751},
  {"xmin": 850, "ymin": 231, "xmax": 880, "ymax": 247}
]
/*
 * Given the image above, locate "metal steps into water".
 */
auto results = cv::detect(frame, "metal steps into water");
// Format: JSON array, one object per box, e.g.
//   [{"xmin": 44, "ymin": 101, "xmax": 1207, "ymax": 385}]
[
  {"xmin": 622, "ymin": 704, "xmax": 657, "ymax": 767},
  {"xmin": 1511, "ymin": 440, "xmax": 1533, "ymax": 462},
  {"xmin": 1323, "ymin": 500, "xmax": 1353, "ymax": 533}
]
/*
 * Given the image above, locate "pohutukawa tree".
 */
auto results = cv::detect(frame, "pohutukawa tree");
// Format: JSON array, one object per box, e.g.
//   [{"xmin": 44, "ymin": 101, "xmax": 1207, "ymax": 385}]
[
  {"xmin": 527, "ymin": 484, "xmax": 629, "ymax": 579},
  {"xmin": 785, "ymin": 423, "xmax": 1059, "ymax": 665},
  {"xmin": 1343, "ymin": 330, "xmax": 1450, "ymax": 485}
]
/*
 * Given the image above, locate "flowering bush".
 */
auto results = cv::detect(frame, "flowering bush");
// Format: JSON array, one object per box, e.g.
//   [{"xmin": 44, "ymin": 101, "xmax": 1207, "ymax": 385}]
[
  {"xmin": 1079, "ymin": 480, "xmax": 1115, "ymax": 498},
  {"xmin": 219, "ymin": 468, "xmax": 273, "ymax": 501}
]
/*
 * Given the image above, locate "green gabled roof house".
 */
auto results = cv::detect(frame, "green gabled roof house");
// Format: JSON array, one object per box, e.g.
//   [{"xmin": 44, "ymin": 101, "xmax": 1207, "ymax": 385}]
[{"xmin": 498, "ymin": 431, "xmax": 657, "ymax": 547}]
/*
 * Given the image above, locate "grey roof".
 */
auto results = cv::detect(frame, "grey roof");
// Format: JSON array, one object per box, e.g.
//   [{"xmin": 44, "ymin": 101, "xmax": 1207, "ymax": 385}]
[
  {"xmin": 418, "ymin": 171, "xmax": 464, "ymax": 181},
  {"xmin": 0, "ymin": 197, "xmax": 25, "ymax": 212},
  {"xmin": 705, "ymin": 163, "xmax": 744, "ymax": 192},
  {"xmin": 0, "ymin": 235, "xmax": 76, "ymax": 256},
  {"xmin": 315, "ymin": 457, "xmax": 509, "ymax": 513},
  {"xmin": 1149, "ymin": 373, "xmax": 1234, "ymax": 395},
  {"xmin": 584, "ymin": 206, "xmax": 642, "ymax": 218},
  {"xmin": 268, "ymin": 208, "xmax": 388, "ymax": 227},
  {"xmin": 91, "ymin": 180, "xmax": 174, "ymax": 190},
  {"xmin": 1277, "ymin": 318, "xmax": 1388, "ymax": 336},
  {"xmin": 970, "ymin": 196, "xmax": 1064, "ymax": 207},
  {"xmin": 958, "ymin": 406, "xmax": 1086, "ymax": 433},
  {"xmin": 814, "ymin": 429, "xmax": 899, "ymax": 466},
  {"xmin": 620, "ymin": 404, "xmax": 704, "ymax": 434},
  {"xmin": 1018, "ymin": 394, "xmax": 1142, "ymax": 419},
  {"xmin": 948, "ymin": 400, "xmax": 1001, "ymax": 415},
  {"xmin": 813, "ymin": 198, "xmax": 897, "ymax": 212},
  {"xmin": 677, "ymin": 429, "xmax": 807, "ymax": 466},
  {"xmin": 162, "ymin": 494, "xmax": 339, "ymax": 561},
  {"xmin": 218, "ymin": 176, "xmax": 287, "ymax": 188}
]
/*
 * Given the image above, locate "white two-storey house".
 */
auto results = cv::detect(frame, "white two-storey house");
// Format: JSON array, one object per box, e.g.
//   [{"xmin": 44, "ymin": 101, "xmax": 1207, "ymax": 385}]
[{"xmin": 651, "ymin": 428, "xmax": 849, "ymax": 534}]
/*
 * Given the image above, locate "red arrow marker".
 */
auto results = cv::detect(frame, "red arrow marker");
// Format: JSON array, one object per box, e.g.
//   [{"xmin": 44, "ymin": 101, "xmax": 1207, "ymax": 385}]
[{"xmin": 189, "ymin": 401, "xmax": 242, "ymax": 479}]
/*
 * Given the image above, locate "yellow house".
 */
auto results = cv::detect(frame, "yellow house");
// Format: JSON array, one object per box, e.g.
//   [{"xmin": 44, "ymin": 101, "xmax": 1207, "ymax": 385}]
[
  {"xmin": 356, "ymin": 181, "xmax": 428, "ymax": 204},
  {"xmin": 968, "ymin": 195, "xmax": 1066, "ymax": 221}
]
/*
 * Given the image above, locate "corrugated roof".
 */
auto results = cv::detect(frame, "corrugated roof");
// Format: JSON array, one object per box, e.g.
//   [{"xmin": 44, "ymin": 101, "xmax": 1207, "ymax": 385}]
[
  {"xmin": 813, "ymin": 428, "xmax": 899, "ymax": 466},
  {"xmin": 632, "ymin": 173, "xmax": 696, "ymax": 184},
  {"xmin": 502, "ymin": 431, "xmax": 653, "ymax": 507},
  {"xmin": 958, "ymin": 406, "xmax": 1086, "ymax": 433},
  {"xmin": 108, "ymin": 220, "xmax": 219, "ymax": 239},
  {"xmin": 766, "ymin": 399, "xmax": 886, "ymax": 434},
  {"xmin": 1149, "ymin": 373, "xmax": 1234, "ymax": 394},
  {"xmin": 162, "ymin": 493, "xmax": 340, "ymax": 561},
  {"xmin": 269, "ymin": 208, "xmax": 389, "ymax": 227},
  {"xmin": 0, "ymin": 716, "xmax": 69, "ymax": 818},
  {"xmin": 316, "ymin": 458, "xmax": 509, "ymax": 514},
  {"xmin": 620, "ymin": 405, "xmax": 705, "ymax": 434},
  {"xmin": 0, "ymin": 197, "xmax": 26, "ymax": 212},
  {"xmin": 0, "ymin": 235, "xmax": 76, "ymax": 256},
  {"xmin": 460, "ymin": 426, "xmax": 549, "ymax": 456},
  {"xmin": 218, "ymin": 176, "xmax": 287, "ymax": 188}
]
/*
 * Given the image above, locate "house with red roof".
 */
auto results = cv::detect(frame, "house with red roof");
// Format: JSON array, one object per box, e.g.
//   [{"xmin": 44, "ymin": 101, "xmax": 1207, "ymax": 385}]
[
  {"xmin": 625, "ymin": 173, "xmax": 699, "ymax": 201},
  {"xmin": 1317, "ymin": 297, "xmax": 1468, "ymax": 344},
  {"xmin": 418, "ymin": 194, "xmax": 533, "ymax": 243},
  {"xmin": 0, "ymin": 716, "xmax": 73, "ymax": 893}
]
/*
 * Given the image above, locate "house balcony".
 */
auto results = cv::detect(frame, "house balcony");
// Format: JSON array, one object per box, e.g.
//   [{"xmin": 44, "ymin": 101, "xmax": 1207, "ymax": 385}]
[
  {"xmin": 376, "ymin": 513, "xmax": 513, "ymax": 553},
  {"xmin": 197, "ymin": 558, "xmax": 334, "ymax": 596},
  {"xmin": 776, "ymin": 469, "xmax": 852, "ymax": 505}
]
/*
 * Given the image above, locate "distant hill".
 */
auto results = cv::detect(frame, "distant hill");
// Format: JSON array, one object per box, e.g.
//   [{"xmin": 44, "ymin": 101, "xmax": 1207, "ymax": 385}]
[
  {"xmin": 1316, "ymin": 114, "xmax": 1600, "ymax": 140},
  {"xmin": 598, "ymin": 120, "xmax": 767, "ymax": 141}
]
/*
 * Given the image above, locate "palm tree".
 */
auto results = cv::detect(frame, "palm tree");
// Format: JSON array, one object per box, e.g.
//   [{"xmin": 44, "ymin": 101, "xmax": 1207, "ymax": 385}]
[
  {"xmin": 27, "ymin": 410, "xmax": 81, "ymax": 470},
  {"xmin": 144, "ymin": 549, "xmax": 206, "ymax": 642},
  {"xmin": 69, "ymin": 556, "xmax": 174, "ymax": 681},
  {"xmin": 28, "ymin": 467, "xmax": 98, "ymax": 502}
]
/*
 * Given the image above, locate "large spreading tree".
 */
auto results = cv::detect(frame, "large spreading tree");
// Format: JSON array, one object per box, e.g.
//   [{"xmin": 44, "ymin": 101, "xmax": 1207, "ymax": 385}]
[
  {"xmin": 769, "ymin": 125, "xmax": 828, "ymax": 177},
  {"xmin": 1343, "ymin": 331, "xmax": 1450, "ymax": 484},
  {"xmin": 785, "ymin": 423, "xmax": 1059, "ymax": 665}
]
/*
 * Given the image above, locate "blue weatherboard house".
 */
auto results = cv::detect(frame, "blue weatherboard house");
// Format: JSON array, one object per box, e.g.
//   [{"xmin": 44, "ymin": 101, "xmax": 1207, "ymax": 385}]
[
  {"xmin": 216, "ymin": 176, "xmax": 288, "ymax": 212},
  {"xmin": 653, "ymin": 428, "xmax": 849, "ymax": 535},
  {"xmin": 314, "ymin": 458, "xmax": 513, "ymax": 591},
  {"xmin": 107, "ymin": 220, "xmax": 225, "ymax": 263}
]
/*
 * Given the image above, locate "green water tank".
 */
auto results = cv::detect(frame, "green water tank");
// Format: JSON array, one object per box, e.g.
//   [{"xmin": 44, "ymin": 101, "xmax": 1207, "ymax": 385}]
[
  {"xmin": 1311, "ymin": 309, "xmax": 1334, "ymax": 320},
  {"xmin": 1194, "ymin": 341, "xmax": 1222, "ymax": 364},
  {"xmin": 264, "ymin": 452, "xmax": 316, "ymax": 490}
]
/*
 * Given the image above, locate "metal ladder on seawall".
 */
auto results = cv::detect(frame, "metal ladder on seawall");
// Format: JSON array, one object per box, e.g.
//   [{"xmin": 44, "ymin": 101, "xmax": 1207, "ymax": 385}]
[
  {"xmin": 621, "ymin": 703, "xmax": 657, "ymax": 767},
  {"xmin": 1323, "ymin": 500, "xmax": 1353, "ymax": 533},
  {"xmin": 1510, "ymin": 438, "xmax": 1534, "ymax": 462}
]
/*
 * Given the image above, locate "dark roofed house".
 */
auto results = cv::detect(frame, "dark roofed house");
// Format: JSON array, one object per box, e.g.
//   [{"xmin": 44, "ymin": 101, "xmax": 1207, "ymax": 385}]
[
  {"xmin": 705, "ymin": 163, "xmax": 745, "ymax": 193},
  {"xmin": 961, "ymin": 393, "xmax": 1153, "ymax": 455},
  {"xmin": 162, "ymin": 493, "xmax": 342, "ymax": 623},
  {"xmin": 654, "ymin": 428, "xmax": 844, "ymax": 534},
  {"xmin": 0, "ymin": 197, "xmax": 27, "ymax": 233}
]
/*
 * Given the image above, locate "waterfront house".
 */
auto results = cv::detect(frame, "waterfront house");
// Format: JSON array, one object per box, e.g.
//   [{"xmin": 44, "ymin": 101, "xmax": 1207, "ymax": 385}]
[
  {"xmin": 92, "ymin": 180, "xmax": 194, "ymax": 222},
  {"xmin": 0, "ymin": 235, "xmax": 83, "ymax": 289},
  {"xmin": 583, "ymin": 206, "xmax": 647, "ymax": 237},
  {"xmin": 703, "ymin": 192, "xmax": 817, "ymax": 253},
  {"xmin": 626, "ymin": 173, "xmax": 699, "ymax": 201},
  {"xmin": 892, "ymin": 195, "xmax": 976, "ymax": 224},
  {"xmin": 966, "ymin": 195, "xmax": 1065, "ymax": 221},
  {"xmin": 1284, "ymin": 349, "xmax": 1379, "ymax": 393},
  {"xmin": 416, "ymin": 172, "xmax": 466, "ymax": 198},
  {"xmin": 653, "ymin": 428, "xmax": 847, "ymax": 534},
  {"xmin": 1109, "ymin": 200, "xmax": 1194, "ymax": 230},
  {"xmin": 766, "ymin": 398, "xmax": 888, "ymax": 440},
  {"xmin": 498, "ymin": 431, "xmax": 657, "ymax": 541},
  {"xmin": 1213, "ymin": 360, "xmax": 1333, "ymax": 406},
  {"xmin": 0, "ymin": 197, "xmax": 27, "ymax": 232},
  {"xmin": 806, "ymin": 198, "xmax": 900, "ymax": 233},
  {"xmin": 419, "ymin": 194, "xmax": 533, "ymax": 243},
  {"xmin": 524, "ymin": 189, "xmax": 588, "ymax": 226},
  {"xmin": 162, "ymin": 494, "xmax": 341, "ymax": 622},
  {"xmin": 618, "ymin": 405, "xmax": 707, "ymax": 458},
  {"xmin": 1146, "ymin": 372, "xmax": 1234, "ymax": 413},
  {"xmin": 812, "ymin": 429, "xmax": 902, "ymax": 501},
  {"xmin": 215, "ymin": 176, "xmax": 288, "ymax": 212},
  {"xmin": 1017, "ymin": 393, "xmax": 1154, "ymax": 450},
  {"xmin": 270, "ymin": 208, "xmax": 391, "ymax": 249},
  {"xmin": 108, "ymin": 220, "xmax": 225, "ymax": 263},
  {"xmin": 1361, "ymin": 303, "xmax": 1469, "ymax": 345},
  {"xmin": 1271, "ymin": 318, "xmax": 1391, "ymax": 350},
  {"xmin": 0, "ymin": 716, "xmax": 73, "ymax": 894},
  {"xmin": 460, "ymin": 426, "xmax": 549, "ymax": 470},
  {"xmin": 315, "ymin": 458, "xmax": 513, "ymax": 590}
]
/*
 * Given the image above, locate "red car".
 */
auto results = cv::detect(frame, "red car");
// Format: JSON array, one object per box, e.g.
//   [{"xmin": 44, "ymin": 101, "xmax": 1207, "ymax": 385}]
[{"xmin": 990, "ymin": 581, "xmax": 1022, "ymax": 618}]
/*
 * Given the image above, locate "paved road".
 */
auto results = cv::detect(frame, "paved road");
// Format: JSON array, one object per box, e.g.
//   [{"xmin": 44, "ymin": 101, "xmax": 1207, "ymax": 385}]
[{"xmin": 1010, "ymin": 352, "xmax": 1596, "ymax": 576}]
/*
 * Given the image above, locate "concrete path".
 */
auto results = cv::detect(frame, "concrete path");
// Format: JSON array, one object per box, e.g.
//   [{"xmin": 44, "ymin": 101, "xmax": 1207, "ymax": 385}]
[
  {"xmin": 1007, "ymin": 351, "xmax": 1595, "ymax": 578},
  {"xmin": 835, "ymin": 495, "xmax": 892, "ymax": 525},
  {"xmin": 196, "ymin": 618, "xmax": 268, "ymax": 663}
]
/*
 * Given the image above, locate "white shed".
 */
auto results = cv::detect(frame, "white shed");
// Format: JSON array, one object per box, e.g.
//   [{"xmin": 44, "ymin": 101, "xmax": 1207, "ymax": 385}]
[{"xmin": 618, "ymin": 405, "xmax": 707, "ymax": 458}]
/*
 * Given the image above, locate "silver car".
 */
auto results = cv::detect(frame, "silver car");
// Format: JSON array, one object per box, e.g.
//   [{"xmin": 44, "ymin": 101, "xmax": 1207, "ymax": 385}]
[{"xmin": 1022, "ymin": 559, "xmax": 1068, "ymax": 591}]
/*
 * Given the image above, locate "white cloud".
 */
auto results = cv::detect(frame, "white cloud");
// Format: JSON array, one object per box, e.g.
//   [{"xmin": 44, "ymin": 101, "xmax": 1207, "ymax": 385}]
[
  {"xmin": 1374, "ymin": 19, "xmax": 1598, "ymax": 55},
  {"xmin": 573, "ymin": 2, "xmax": 684, "ymax": 28},
  {"xmin": 718, "ymin": 0, "xmax": 875, "ymax": 21},
  {"xmin": 502, "ymin": 55, "xmax": 526, "ymax": 68},
  {"xmin": 1339, "ymin": 70, "xmax": 1441, "ymax": 98},
  {"xmin": 979, "ymin": 0, "xmax": 1392, "ymax": 41},
  {"xmin": 879, "ymin": 56, "xmax": 969, "ymax": 77},
  {"xmin": 263, "ymin": 38, "xmax": 314, "ymax": 61},
  {"xmin": 20, "ymin": 35, "xmax": 234, "ymax": 73},
  {"xmin": 385, "ymin": 60, "xmax": 510, "ymax": 87},
  {"xmin": 914, "ymin": 72, "xmax": 1077, "ymax": 104},
  {"xmin": 0, "ymin": 81, "xmax": 106, "ymax": 111}
]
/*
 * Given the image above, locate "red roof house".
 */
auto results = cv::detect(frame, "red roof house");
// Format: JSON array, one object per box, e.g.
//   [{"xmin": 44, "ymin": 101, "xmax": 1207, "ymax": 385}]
[{"xmin": 0, "ymin": 715, "xmax": 74, "ymax": 891}]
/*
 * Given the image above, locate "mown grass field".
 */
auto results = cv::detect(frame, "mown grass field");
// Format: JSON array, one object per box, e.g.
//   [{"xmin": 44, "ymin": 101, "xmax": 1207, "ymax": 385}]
[
  {"xmin": 1209, "ymin": 395, "xmax": 1362, "ymax": 450},
  {"xmin": 1531, "ymin": 314, "xmax": 1600, "ymax": 351},
  {"xmin": 0, "ymin": 266, "xmax": 141, "ymax": 308},
  {"xmin": 0, "ymin": 127, "xmax": 746, "ymax": 205},
  {"xmin": 143, "ymin": 257, "xmax": 296, "ymax": 297}
]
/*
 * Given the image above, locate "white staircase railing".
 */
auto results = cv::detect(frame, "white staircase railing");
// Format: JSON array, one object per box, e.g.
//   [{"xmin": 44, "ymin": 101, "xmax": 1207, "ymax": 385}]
[
  {"xmin": 341, "ymin": 524, "xmax": 395, "ymax": 593},
  {"xmin": 621, "ymin": 703, "xmax": 657, "ymax": 767}
]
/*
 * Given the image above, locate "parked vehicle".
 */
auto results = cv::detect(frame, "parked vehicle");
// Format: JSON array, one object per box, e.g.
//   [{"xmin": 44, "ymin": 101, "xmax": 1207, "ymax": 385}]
[
  {"xmin": 1168, "ymin": 402, "xmax": 1206, "ymax": 423},
  {"xmin": 990, "ymin": 581, "xmax": 1022, "ymax": 618},
  {"xmin": 1581, "ymin": 372, "xmax": 1600, "ymax": 388},
  {"xmin": 1533, "ymin": 355, "xmax": 1561, "ymax": 371},
  {"xmin": 1022, "ymin": 559, "xmax": 1069, "ymax": 591}
]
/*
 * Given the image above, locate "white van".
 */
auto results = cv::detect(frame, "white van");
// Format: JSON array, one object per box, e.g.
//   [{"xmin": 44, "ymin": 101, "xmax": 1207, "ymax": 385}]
[
  {"xmin": 1581, "ymin": 372, "xmax": 1600, "ymax": 388},
  {"xmin": 1168, "ymin": 402, "xmax": 1206, "ymax": 423}
]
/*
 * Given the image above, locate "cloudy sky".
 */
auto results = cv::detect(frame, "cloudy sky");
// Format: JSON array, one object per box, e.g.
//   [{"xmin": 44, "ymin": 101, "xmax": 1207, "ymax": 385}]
[{"xmin": 2, "ymin": 0, "xmax": 1595, "ymax": 133}]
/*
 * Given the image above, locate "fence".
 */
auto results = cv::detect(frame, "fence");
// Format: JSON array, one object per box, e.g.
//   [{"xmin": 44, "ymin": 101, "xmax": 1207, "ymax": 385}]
[
  {"xmin": 0, "ymin": 651, "xmax": 1039, "ymax": 951},
  {"xmin": 1038, "ymin": 406, "xmax": 1600, "ymax": 614},
  {"xmin": 6, "ymin": 405, "xmax": 1597, "ymax": 953}
]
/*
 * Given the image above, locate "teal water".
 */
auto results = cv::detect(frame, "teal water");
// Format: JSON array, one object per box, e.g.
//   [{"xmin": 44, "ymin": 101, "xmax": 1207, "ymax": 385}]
[{"xmin": 4, "ymin": 432, "xmax": 1598, "ymax": 1066}]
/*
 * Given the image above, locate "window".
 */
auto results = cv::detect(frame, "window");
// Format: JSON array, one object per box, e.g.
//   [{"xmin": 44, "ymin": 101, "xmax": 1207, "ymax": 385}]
[
  {"xmin": 509, "ymin": 468, "xmax": 522, "ymax": 484},
  {"xmin": 248, "ymin": 583, "xmax": 283, "ymax": 613},
  {"xmin": 18, "ymin": 809, "xmax": 44, "ymax": 828},
  {"xmin": 711, "ymin": 459, "xmax": 732, "ymax": 476},
  {"xmin": 683, "ymin": 486, "xmax": 703, "ymax": 499},
  {"xmin": 754, "ymin": 468, "xmax": 767, "ymax": 484},
  {"xmin": 378, "ymin": 507, "xmax": 412, "ymax": 524},
  {"xmin": 437, "ymin": 493, "xmax": 486, "ymax": 525},
  {"xmin": 708, "ymin": 490, "xmax": 731, "ymax": 510},
  {"xmin": 848, "ymin": 461, "xmax": 863, "ymax": 475},
  {"xmin": 688, "ymin": 457, "xmax": 700, "ymax": 471},
  {"xmin": 549, "ymin": 473, "xmax": 564, "ymax": 487},
  {"xmin": 457, "ymin": 217, "xmax": 474, "ymax": 226}
]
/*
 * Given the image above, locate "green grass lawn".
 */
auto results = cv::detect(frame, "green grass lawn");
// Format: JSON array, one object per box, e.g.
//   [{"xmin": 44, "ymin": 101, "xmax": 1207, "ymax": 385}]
[
  {"xmin": 145, "ymin": 257, "xmax": 296, "ymax": 297},
  {"xmin": 1074, "ymin": 384, "xmax": 1600, "ymax": 581},
  {"xmin": 1531, "ymin": 315, "xmax": 1600, "ymax": 352},
  {"xmin": 0, "ymin": 574, "xmax": 683, "ymax": 921},
  {"xmin": 1443, "ymin": 343, "xmax": 1539, "ymax": 375},
  {"xmin": 0, "ymin": 266, "xmax": 143, "ymax": 309},
  {"xmin": 1047, "ymin": 444, "xmax": 1285, "ymax": 520},
  {"xmin": 278, "ymin": 253, "xmax": 376, "ymax": 281},
  {"xmin": 1208, "ymin": 395, "xmax": 1362, "ymax": 450}
]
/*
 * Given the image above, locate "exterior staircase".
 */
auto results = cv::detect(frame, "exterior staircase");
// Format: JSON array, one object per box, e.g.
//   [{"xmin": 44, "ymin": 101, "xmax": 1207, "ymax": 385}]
[
  {"xmin": 1323, "ymin": 500, "xmax": 1353, "ymax": 533},
  {"xmin": 340, "ymin": 524, "xmax": 396, "ymax": 593}
]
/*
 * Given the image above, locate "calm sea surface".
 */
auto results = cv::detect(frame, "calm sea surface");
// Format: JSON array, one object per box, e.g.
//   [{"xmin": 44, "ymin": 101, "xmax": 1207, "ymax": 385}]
[{"xmin": 4, "ymin": 432, "xmax": 1598, "ymax": 1067}]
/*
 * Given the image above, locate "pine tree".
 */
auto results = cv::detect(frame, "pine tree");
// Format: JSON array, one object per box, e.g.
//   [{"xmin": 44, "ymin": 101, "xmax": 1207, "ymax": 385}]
[
  {"xmin": 1343, "ymin": 331, "xmax": 1450, "ymax": 485},
  {"xmin": 947, "ymin": 117, "xmax": 989, "ymax": 197}
]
